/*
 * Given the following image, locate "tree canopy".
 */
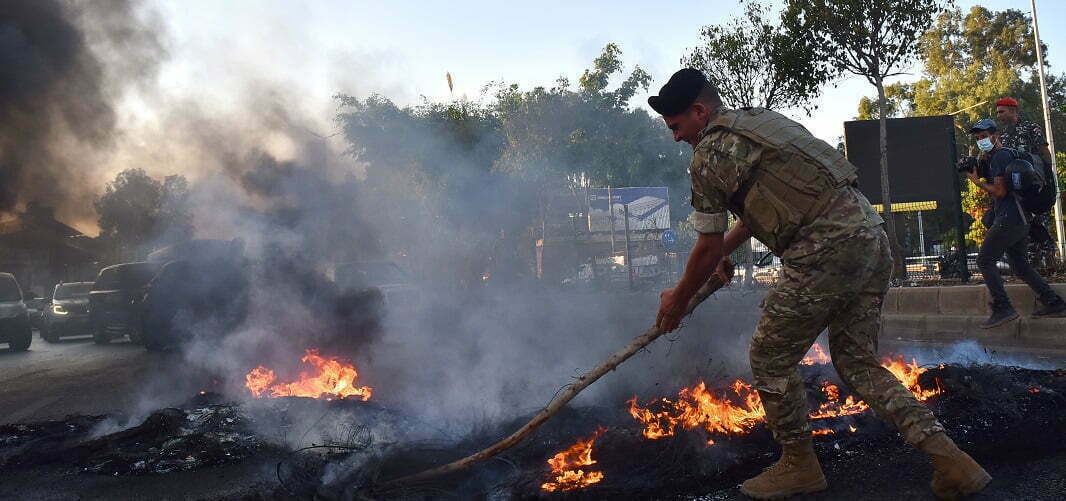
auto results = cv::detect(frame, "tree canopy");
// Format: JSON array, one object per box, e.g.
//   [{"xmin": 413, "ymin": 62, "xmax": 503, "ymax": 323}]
[
  {"xmin": 852, "ymin": 6, "xmax": 1066, "ymax": 246},
  {"xmin": 95, "ymin": 168, "xmax": 192, "ymax": 260},
  {"xmin": 683, "ymin": 0, "xmax": 829, "ymax": 114}
]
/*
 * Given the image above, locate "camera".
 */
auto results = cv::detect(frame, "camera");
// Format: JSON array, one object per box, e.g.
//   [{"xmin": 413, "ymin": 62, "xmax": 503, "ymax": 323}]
[{"xmin": 957, "ymin": 156, "xmax": 977, "ymax": 173}]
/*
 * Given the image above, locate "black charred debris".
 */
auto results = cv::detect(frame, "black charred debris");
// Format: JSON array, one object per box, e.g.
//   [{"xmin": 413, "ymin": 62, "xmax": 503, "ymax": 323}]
[{"xmin": 2, "ymin": 364, "xmax": 1064, "ymax": 500}]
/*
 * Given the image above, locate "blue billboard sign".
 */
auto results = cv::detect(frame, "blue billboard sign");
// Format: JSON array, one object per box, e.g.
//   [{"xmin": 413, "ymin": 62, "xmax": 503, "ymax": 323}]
[{"xmin": 587, "ymin": 187, "xmax": 670, "ymax": 232}]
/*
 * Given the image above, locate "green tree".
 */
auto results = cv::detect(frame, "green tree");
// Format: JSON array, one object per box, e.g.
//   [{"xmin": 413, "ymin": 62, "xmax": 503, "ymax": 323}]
[
  {"xmin": 335, "ymin": 44, "xmax": 689, "ymax": 284},
  {"xmin": 784, "ymin": 0, "xmax": 949, "ymax": 278},
  {"xmin": 853, "ymin": 6, "xmax": 1066, "ymax": 246},
  {"xmin": 683, "ymin": 0, "xmax": 830, "ymax": 113},
  {"xmin": 95, "ymin": 169, "xmax": 192, "ymax": 261},
  {"xmin": 490, "ymin": 44, "xmax": 680, "ymax": 190}
]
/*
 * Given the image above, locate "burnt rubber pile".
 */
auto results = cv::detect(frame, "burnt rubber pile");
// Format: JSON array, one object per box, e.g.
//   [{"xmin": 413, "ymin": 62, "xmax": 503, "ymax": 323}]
[
  {"xmin": 1, "ymin": 364, "xmax": 1064, "ymax": 500},
  {"xmin": 0, "ymin": 394, "xmax": 400, "ymax": 481},
  {"xmin": 340, "ymin": 363, "xmax": 1066, "ymax": 500}
]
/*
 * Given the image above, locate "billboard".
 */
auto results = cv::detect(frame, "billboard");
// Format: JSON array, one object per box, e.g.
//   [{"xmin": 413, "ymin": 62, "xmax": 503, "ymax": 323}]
[
  {"xmin": 587, "ymin": 187, "xmax": 670, "ymax": 232},
  {"xmin": 843, "ymin": 115, "xmax": 958, "ymax": 205}
]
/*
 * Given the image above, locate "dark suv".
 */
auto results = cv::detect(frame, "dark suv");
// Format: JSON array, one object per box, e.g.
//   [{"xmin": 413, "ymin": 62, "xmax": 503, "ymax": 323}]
[
  {"xmin": 141, "ymin": 239, "xmax": 249, "ymax": 351},
  {"xmin": 0, "ymin": 272, "xmax": 32, "ymax": 351},
  {"xmin": 89, "ymin": 262, "xmax": 162, "ymax": 344},
  {"xmin": 41, "ymin": 282, "xmax": 94, "ymax": 342}
]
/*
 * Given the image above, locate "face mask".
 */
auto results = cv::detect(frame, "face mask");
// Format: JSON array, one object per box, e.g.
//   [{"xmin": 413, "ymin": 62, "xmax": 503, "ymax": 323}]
[{"xmin": 976, "ymin": 137, "xmax": 994, "ymax": 152}]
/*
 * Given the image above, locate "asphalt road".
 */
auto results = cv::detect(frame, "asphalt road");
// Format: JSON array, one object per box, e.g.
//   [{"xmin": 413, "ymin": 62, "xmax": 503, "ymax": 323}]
[
  {"xmin": 0, "ymin": 332, "xmax": 205, "ymax": 425},
  {"xmin": 4, "ymin": 327, "xmax": 1065, "ymax": 427},
  {"xmin": 2, "ymin": 327, "xmax": 1065, "ymax": 500}
]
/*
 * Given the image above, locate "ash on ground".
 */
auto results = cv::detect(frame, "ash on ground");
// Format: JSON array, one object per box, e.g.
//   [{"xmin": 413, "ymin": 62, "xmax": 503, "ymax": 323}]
[{"xmin": 1, "ymin": 364, "xmax": 1064, "ymax": 500}]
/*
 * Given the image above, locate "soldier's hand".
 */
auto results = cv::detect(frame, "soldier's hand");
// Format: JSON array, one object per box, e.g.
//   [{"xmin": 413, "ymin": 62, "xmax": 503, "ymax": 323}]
[{"xmin": 656, "ymin": 287, "xmax": 685, "ymax": 333}]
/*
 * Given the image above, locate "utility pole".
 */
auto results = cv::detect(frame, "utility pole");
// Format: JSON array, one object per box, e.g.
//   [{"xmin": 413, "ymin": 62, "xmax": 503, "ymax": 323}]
[
  {"xmin": 623, "ymin": 203, "xmax": 634, "ymax": 290},
  {"xmin": 607, "ymin": 186, "xmax": 616, "ymax": 254},
  {"xmin": 1031, "ymin": 0, "xmax": 1065, "ymax": 256}
]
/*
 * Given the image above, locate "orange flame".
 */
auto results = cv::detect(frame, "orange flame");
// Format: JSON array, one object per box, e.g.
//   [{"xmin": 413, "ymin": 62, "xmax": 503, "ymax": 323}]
[
  {"xmin": 812, "ymin": 428, "xmax": 835, "ymax": 436},
  {"xmin": 629, "ymin": 355, "xmax": 944, "ymax": 442},
  {"xmin": 801, "ymin": 343, "xmax": 831, "ymax": 365},
  {"xmin": 1029, "ymin": 388, "xmax": 1041, "ymax": 393},
  {"xmin": 808, "ymin": 382, "xmax": 870, "ymax": 419},
  {"xmin": 881, "ymin": 356, "xmax": 941, "ymax": 401},
  {"xmin": 627, "ymin": 379, "xmax": 765, "ymax": 441},
  {"xmin": 244, "ymin": 349, "xmax": 373, "ymax": 400},
  {"xmin": 541, "ymin": 427, "xmax": 606, "ymax": 492}
]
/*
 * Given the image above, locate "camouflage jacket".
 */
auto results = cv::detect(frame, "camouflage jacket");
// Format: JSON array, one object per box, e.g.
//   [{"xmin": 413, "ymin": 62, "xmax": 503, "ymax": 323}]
[
  {"xmin": 1000, "ymin": 117, "xmax": 1048, "ymax": 156},
  {"xmin": 688, "ymin": 108, "xmax": 883, "ymax": 259}
]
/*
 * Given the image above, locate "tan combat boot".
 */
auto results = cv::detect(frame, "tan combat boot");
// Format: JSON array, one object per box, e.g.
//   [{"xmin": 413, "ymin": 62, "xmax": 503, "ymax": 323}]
[
  {"xmin": 918, "ymin": 433, "xmax": 991, "ymax": 500},
  {"xmin": 740, "ymin": 439, "xmax": 827, "ymax": 499}
]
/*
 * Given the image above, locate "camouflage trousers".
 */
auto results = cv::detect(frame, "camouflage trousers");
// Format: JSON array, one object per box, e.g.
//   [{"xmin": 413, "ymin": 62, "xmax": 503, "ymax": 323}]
[{"xmin": 750, "ymin": 225, "xmax": 945, "ymax": 445}]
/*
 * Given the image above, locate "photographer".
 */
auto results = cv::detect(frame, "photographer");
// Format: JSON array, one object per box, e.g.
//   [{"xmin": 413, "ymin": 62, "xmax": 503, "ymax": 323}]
[{"xmin": 963, "ymin": 119, "xmax": 1066, "ymax": 328}]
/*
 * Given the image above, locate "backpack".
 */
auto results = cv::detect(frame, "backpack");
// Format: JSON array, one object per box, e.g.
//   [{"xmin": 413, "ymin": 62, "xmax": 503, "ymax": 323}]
[{"xmin": 1003, "ymin": 148, "xmax": 1056, "ymax": 214}]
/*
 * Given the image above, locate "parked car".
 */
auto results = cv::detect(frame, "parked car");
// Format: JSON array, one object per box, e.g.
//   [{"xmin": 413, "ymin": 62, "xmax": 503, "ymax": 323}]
[
  {"xmin": 89, "ymin": 262, "xmax": 163, "ymax": 345},
  {"xmin": 141, "ymin": 240, "xmax": 249, "ymax": 351},
  {"xmin": 0, "ymin": 272, "xmax": 32, "ymax": 351},
  {"xmin": 40, "ymin": 282, "xmax": 94, "ymax": 342}
]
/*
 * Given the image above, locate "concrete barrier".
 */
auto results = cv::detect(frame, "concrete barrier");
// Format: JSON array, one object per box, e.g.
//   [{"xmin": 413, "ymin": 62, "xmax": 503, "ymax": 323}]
[
  {"xmin": 937, "ymin": 286, "xmax": 985, "ymax": 315},
  {"xmin": 898, "ymin": 287, "xmax": 940, "ymax": 315},
  {"xmin": 883, "ymin": 283, "xmax": 1065, "ymax": 351},
  {"xmin": 883, "ymin": 287, "xmax": 901, "ymax": 314}
]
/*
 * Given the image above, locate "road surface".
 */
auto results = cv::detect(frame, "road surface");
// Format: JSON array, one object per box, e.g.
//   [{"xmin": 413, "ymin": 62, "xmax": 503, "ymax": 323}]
[{"xmin": 0, "ymin": 333, "xmax": 207, "ymax": 425}]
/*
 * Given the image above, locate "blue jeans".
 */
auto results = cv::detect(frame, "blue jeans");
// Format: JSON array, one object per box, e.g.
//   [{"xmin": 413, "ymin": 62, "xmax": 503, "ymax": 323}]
[{"xmin": 977, "ymin": 221, "xmax": 1060, "ymax": 309}]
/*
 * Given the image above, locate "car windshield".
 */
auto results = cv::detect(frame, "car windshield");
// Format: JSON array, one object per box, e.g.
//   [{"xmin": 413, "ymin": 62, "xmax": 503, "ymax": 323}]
[
  {"xmin": 0, "ymin": 276, "xmax": 21, "ymax": 302},
  {"xmin": 55, "ymin": 283, "xmax": 94, "ymax": 300},
  {"xmin": 93, "ymin": 263, "xmax": 161, "ymax": 291},
  {"xmin": 337, "ymin": 263, "xmax": 407, "ymax": 289}
]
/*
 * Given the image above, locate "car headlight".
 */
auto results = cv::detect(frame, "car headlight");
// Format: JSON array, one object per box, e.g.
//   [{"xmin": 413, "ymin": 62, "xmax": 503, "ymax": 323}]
[{"xmin": 52, "ymin": 304, "xmax": 69, "ymax": 315}]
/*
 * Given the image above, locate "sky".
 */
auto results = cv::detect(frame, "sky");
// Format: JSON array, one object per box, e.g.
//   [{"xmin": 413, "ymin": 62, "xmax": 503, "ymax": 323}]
[{"xmin": 145, "ymin": 0, "xmax": 1066, "ymax": 150}]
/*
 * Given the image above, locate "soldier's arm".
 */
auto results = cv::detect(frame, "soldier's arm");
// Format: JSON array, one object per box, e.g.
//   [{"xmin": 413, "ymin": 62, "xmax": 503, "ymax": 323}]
[
  {"xmin": 657, "ymin": 140, "xmax": 732, "ymax": 332},
  {"xmin": 722, "ymin": 220, "xmax": 753, "ymax": 256},
  {"xmin": 657, "ymin": 232, "xmax": 723, "ymax": 332}
]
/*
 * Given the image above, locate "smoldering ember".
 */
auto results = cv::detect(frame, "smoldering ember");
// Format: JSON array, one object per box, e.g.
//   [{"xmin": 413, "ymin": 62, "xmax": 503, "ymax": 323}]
[{"xmin": 3, "ymin": 1, "xmax": 1066, "ymax": 501}]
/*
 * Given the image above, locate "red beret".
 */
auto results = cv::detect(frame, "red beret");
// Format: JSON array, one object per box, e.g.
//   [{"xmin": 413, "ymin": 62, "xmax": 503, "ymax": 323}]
[{"xmin": 995, "ymin": 97, "xmax": 1018, "ymax": 107}]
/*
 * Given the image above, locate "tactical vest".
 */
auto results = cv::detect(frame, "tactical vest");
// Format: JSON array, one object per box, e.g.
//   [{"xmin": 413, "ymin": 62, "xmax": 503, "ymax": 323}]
[{"xmin": 707, "ymin": 107, "xmax": 859, "ymax": 255}]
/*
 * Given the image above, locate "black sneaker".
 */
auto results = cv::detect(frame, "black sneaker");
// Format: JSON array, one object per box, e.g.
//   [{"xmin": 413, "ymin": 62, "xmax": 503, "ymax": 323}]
[
  {"xmin": 980, "ymin": 307, "xmax": 1019, "ymax": 329},
  {"xmin": 1032, "ymin": 301, "xmax": 1066, "ymax": 319}
]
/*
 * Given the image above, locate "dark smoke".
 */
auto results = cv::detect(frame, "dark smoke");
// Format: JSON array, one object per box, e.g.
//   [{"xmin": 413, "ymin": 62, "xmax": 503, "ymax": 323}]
[{"xmin": 0, "ymin": 0, "xmax": 164, "ymax": 223}]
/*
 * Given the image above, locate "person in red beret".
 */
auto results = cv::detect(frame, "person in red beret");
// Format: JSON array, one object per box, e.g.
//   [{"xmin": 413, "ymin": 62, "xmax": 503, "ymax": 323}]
[
  {"xmin": 994, "ymin": 96, "xmax": 1058, "ymax": 272},
  {"xmin": 994, "ymin": 96, "xmax": 1053, "ymax": 168}
]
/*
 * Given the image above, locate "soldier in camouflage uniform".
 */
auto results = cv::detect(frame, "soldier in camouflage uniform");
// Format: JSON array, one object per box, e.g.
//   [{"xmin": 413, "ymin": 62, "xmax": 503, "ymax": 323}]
[
  {"xmin": 995, "ymin": 97, "xmax": 1058, "ymax": 268},
  {"xmin": 650, "ymin": 69, "xmax": 990, "ymax": 500}
]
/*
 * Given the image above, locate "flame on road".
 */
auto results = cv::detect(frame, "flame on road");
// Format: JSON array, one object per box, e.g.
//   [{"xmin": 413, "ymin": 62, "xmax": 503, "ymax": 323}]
[
  {"xmin": 801, "ymin": 343, "xmax": 831, "ymax": 365},
  {"xmin": 541, "ymin": 427, "xmax": 607, "ymax": 492},
  {"xmin": 629, "ymin": 351, "xmax": 942, "ymax": 442},
  {"xmin": 244, "ymin": 349, "xmax": 373, "ymax": 400},
  {"xmin": 808, "ymin": 382, "xmax": 870, "ymax": 419},
  {"xmin": 627, "ymin": 380, "xmax": 765, "ymax": 440},
  {"xmin": 881, "ymin": 356, "xmax": 941, "ymax": 401}
]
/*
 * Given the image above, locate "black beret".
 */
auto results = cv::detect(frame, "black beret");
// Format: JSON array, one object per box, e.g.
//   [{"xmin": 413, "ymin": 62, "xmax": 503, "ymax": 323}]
[{"xmin": 648, "ymin": 69, "xmax": 708, "ymax": 116}]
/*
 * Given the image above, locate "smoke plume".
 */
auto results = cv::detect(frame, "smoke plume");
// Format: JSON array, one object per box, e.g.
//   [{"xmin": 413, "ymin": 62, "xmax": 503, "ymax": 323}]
[{"xmin": 0, "ymin": 0, "xmax": 165, "ymax": 226}]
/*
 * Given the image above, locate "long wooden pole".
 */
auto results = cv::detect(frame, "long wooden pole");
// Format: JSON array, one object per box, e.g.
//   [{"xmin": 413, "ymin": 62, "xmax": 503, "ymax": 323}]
[{"xmin": 369, "ymin": 264, "xmax": 734, "ymax": 493}]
